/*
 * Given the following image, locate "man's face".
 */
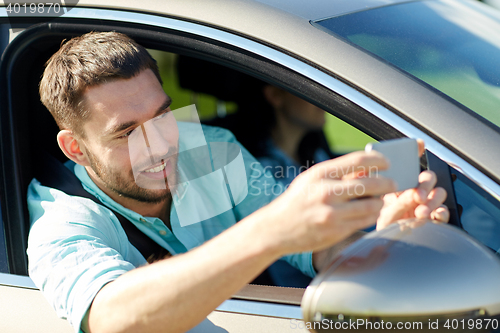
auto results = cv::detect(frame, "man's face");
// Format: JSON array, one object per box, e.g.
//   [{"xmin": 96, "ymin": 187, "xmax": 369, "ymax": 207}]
[
  {"xmin": 80, "ymin": 69, "xmax": 179, "ymax": 204},
  {"xmin": 280, "ymin": 91, "xmax": 325, "ymax": 130}
]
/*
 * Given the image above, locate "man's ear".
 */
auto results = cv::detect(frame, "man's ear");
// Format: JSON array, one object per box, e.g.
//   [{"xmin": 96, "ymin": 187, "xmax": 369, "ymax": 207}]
[{"xmin": 57, "ymin": 130, "xmax": 91, "ymax": 166}]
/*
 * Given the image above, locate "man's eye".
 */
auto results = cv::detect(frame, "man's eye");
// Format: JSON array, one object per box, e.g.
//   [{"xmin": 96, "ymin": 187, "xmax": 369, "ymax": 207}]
[
  {"xmin": 156, "ymin": 110, "xmax": 169, "ymax": 120},
  {"xmin": 119, "ymin": 129, "xmax": 134, "ymax": 139}
]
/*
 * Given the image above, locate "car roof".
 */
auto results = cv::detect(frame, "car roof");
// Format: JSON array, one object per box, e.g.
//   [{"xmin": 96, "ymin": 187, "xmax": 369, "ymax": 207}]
[
  {"xmin": 76, "ymin": 0, "xmax": 417, "ymax": 22},
  {"xmin": 251, "ymin": 0, "xmax": 416, "ymax": 20},
  {"xmin": 72, "ymin": 0, "xmax": 383, "ymax": 92},
  {"xmin": 70, "ymin": 0, "xmax": 412, "ymax": 89}
]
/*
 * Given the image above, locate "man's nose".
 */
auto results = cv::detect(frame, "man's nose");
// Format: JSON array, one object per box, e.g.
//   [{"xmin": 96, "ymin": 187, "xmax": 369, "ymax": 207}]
[{"xmin": 140, "ymin": 121, "xmax": 171, "ymax": 158}]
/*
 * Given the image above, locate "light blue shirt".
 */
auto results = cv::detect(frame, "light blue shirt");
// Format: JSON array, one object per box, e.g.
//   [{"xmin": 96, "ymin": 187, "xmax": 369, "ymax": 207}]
[{"xmin": 27, "ymin": 123, "xmax": 315, "ymax": 333}]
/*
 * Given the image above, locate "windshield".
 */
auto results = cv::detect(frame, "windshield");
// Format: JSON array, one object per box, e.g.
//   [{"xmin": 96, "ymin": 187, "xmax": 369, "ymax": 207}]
[{"xmin": 313, "ymin": 0, "xmax": 500, "ymax": 130}]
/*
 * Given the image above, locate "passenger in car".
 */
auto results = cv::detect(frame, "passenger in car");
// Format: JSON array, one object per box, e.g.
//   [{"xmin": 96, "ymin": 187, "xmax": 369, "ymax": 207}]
[
  {"xmin": 251, "ymin": 85, "xmax": 335, "ymax": 288},
  {"xmin": 27, "ymin": 31, "xmax": 449, "ymax": 333},
  {"xmin": 255, "ymin": 85, "xmax": 333, "ymax": 192}
]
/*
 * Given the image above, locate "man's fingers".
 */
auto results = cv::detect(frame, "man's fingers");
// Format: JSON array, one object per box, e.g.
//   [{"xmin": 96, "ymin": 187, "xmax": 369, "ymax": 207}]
[
  {"xmin": 320, "ymin": 177, "xmax": 397, "ymax": 202},
  {"xmin": 414, "ymin": 187, "xmax": 447, "ymax": 219},
  {"xmin": 376, "ymin": 190, "xmax": 418, "ymax": 230},
  {"xmin": 333, "ymin": 198, "xmax": 384, "ymax": 220},
  {"xmin": 309, "ymin": 151, "xmax": 390, "ymax": 180},
  {"xmin": 417, "ymin": 139, "xmax": 425, "ymax": 157},
  {"xmin": 431, "ymin": 205, "xmax": 450, "ymax": 223},
  {"xmin": 414, "ymin": 170, "xmax": 437, "ymax": 203}
]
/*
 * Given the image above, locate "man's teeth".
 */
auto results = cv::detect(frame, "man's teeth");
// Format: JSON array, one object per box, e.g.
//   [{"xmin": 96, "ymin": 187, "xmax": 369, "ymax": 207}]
[{"xmin": 144, "ymin": 161, "xmax": 167, "ymax": 173}]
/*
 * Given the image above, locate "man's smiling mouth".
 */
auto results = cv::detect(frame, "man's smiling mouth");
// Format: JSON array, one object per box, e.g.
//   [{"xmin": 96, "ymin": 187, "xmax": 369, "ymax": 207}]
[
  {"xmin": 137, "ymin": 159, "xmax": 174, "ymax": 181},
  {"xmin": 143, "ymin": 160, "xmax": 167, "ymax": 173}
]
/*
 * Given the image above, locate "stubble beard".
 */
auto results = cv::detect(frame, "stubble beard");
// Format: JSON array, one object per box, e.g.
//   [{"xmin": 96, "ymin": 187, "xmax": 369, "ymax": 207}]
[{"xmin": 85, "ymin": 147, "xmax": 178, "ymax": 204}]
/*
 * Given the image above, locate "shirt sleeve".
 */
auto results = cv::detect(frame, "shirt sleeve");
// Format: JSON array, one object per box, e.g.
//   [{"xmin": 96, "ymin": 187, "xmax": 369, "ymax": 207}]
[
  {"xmin": 27, "ymin": 179, "xmax": 138, "ymax": 333},
  {"xmin": 280, "ymin": 252, "xmax": 316, "ymax": 278}
]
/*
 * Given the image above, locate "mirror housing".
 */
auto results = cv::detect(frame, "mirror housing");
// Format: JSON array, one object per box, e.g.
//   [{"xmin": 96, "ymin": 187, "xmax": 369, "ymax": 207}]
[{"xmin": 302, "ymin": 219, "xmax": 500, "ymax": 332}]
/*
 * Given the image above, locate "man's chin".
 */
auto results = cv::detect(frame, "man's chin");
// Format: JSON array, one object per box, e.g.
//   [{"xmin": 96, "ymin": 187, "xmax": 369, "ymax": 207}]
[
  {"xmin": 138, "ymin": 190, "xmax": 171, "ymax": 204},
  {"xmin": 115, "ymin": 187, "xmax": 171, "ymax": 204}
]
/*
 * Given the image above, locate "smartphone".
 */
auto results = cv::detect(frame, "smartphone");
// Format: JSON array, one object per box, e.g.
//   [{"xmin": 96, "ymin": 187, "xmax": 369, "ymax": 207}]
[{"xmin": 365, "ymin": 138, "xmax": 420, "ymax": 192}]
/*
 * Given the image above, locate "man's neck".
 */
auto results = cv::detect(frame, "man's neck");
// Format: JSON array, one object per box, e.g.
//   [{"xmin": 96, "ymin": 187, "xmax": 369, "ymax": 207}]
[{"xmin": 271, "ymin": 116, "xmax": 307, "ymax": 164}]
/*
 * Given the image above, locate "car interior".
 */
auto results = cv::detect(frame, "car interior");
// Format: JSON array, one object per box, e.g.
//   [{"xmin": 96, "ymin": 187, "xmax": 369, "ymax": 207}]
[{"xmin": 0, "ymin": 18, "xmax": 464, "ymax": 282}]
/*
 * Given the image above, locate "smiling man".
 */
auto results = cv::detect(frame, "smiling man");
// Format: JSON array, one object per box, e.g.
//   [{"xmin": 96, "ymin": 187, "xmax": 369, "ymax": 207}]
[
  {"xmin": 59, "ymin": 67, "xmax": 180, "ymax": 222},
  {"xmin": 27, "ymin": 32, "xmax": 448, "ymax": 333}
]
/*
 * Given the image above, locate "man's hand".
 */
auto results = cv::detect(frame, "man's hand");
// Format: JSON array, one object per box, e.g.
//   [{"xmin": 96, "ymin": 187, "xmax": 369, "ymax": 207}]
[
  {"xmin": 262, "ymin": 151, "xmax": 397, "ymax": 256},
  {"xmin": 310, "ymin": 139, "xmax": 449, "ymax": 271},
  {"xmin": 376, "ymin": 139, "xmax": 449, "ymax": 230}
]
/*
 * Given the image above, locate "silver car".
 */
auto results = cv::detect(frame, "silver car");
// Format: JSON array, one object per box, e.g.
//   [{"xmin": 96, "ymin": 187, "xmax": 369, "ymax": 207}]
[{"xmin": 1, "ymin": 0, "xmax": 500, "ymax": 332}]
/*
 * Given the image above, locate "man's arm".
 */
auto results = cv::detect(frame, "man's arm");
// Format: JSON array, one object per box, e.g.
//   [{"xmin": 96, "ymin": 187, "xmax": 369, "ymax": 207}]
[
  {"xmin": 83, "ymin": 152, "xmax": 394, "ymax": 333},
  {"xmin": 84, "ymin": 205, "xmax": 284, "ymax": 333},
  {"xmin": 84, "ymin": 151, "xmax": 448, "ymax": 333}
]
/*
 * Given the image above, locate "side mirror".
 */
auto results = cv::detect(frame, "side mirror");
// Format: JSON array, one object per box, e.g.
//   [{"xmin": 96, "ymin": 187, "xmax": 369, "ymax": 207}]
[{"xmin": 302, "ymin": 219, "xmax": 500, "ymax": 332}]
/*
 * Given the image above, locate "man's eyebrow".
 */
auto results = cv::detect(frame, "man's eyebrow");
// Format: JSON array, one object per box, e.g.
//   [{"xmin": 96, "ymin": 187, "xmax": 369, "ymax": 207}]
[
  {"xmin": 153, "ymin": 96, "xmax": 172, "ymax": 118},
  {"xmin": 106, "ymin": 97, "xmax": 172, "ymax": 136}
]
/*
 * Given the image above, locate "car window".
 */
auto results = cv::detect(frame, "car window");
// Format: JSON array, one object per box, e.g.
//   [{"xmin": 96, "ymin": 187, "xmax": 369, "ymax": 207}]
[
  {"xmin": 324, "ymin": 113, "xmax": 376, "ymax": 154},
  {"xmin": 1, "ymin": 15, "xmax": 393, "ymax": 279},
  {"xmin": 146, "ymin": 49, "xmax": 379, "ymax": 288},
  {"xmin": 314, "ymin": 0, "xmax": 500, "ymax": 131},
  {"xmin": 453, "ymin": 170, "xmax": 500, "ymax": 254}
]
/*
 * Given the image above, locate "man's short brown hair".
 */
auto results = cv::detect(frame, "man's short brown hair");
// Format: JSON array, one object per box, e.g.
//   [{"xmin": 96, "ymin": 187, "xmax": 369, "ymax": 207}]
[{"xmin": 39, "ymin": 31, "xmax": 162, "ymax": 137}]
